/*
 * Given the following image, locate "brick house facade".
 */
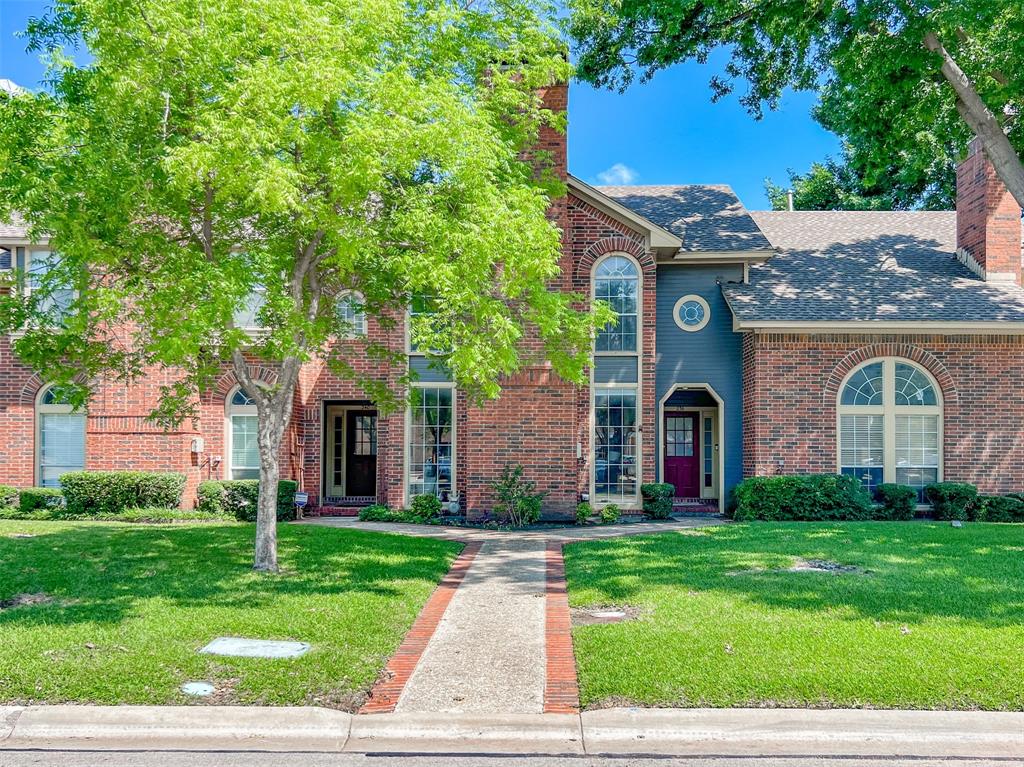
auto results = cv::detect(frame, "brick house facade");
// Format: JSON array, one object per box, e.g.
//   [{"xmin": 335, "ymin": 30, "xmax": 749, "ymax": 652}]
[{"xmin": 3, "ymin": 90, "xmax": 1024, "ymax": 517}]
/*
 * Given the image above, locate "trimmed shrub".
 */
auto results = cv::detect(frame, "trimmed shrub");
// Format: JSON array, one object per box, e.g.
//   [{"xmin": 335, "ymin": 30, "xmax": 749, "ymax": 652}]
[
  {"xmin": 61, "ymin": 471, "xmax": 186, "ymax": 517},
  {"xmin": 576, "ymin": 501, "xmax": 593, "ymax": 525},
  {"xmin": 732, "ymin": 474, "xmax": 873, "ymax": 522},
  {"xmin": 195, "ymin": 479, "xmax": 298, "ymax": 521},
  {"xmin": 641, "ymin": 483, "xmax": 675, "ymax": 520},
  {"xmin": 359, "ymin": 504, "xmax": 401, "ymax": 522},
  {"xmin": 409, "ymin": 494, "xmax": 443, "ymax": 523},
  {"xmin": 600, "ymin": 503, "xmax": 621, "ymax": 525},
  {"xmin": 974, "ymin": 495, "xmax": 1024, "ymax": 523},
  {"xmin": 19, "ymin": 487, "xmax": 64, "ymax": 515},
  {"xmin": 873, "ymin": 483, "xmax": 918, "ymax": 521},
  {"xmin": 924, "ymin": 482, "xmax": 977, "ymax": 521},
  {"xmin": 491, "ymin": 464, "xmax": 545, "ymax": 526},
  {"xmin": 0, "ymin": 485, "xmax": 18, "ymax": 509}
]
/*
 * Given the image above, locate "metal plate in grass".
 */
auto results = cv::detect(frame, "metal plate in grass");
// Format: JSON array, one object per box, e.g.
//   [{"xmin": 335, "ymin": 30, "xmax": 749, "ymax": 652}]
[
  {"xmin": 181, "ymin": 681, "xmax": 215, "ymax": 696},
  {"xmin": 572, "ymin": 605, "xmax": 642, "ymax": 626},
  {"xmin": 199, "ymin": 637, "xmax": 311, "ymax": 659}
]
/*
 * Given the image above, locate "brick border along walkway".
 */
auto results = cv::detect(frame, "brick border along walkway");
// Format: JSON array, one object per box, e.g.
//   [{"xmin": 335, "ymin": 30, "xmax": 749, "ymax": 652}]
[
  {"xmin": 544, "ymin": 542, "xmax": 580, "ymax": 714},
  {"xmin": 360, "ymin": 541, "xmax": 483, "ymax": 714}
]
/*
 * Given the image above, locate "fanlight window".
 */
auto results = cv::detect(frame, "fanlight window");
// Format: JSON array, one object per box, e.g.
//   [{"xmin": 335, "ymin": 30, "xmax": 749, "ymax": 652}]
[{"xmin": 838, "ymin": 358, "xmax": 941, "ymax": 500}]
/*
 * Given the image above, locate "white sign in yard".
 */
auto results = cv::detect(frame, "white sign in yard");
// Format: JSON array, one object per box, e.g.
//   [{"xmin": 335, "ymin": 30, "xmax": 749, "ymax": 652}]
[{"xmin": 199, "ymin": 637, "xmax": 311, "ymax": 659}]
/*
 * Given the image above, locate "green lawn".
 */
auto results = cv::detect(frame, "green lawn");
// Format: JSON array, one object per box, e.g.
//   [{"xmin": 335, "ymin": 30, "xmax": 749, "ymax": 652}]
[
  {"xmin": 565, "ymin": 522, "xmax": 1024, "ymax": 710},
  {"xmin": 0, "ymin": 520, "xmax": 459, "ymax": 708}
]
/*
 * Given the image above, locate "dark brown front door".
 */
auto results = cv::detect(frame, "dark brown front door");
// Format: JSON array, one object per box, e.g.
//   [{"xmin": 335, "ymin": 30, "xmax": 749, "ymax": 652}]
[
  {"xmin": 345, "ymin": 410, "xmax": 377, "ymax": 497},
  {"xmin": 664, "ymin": 412, "xmax": 700, "ymax": 498}
]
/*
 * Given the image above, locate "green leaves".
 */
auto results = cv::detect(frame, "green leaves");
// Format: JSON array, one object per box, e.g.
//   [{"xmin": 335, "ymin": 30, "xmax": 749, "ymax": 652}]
[
  {"xmin": 569, "ymin": 0, "xmax": 1024, "ymax": 208},
  {"xmin": 0, "ymin": 0, "xmax": 595, "ymax": 420}
]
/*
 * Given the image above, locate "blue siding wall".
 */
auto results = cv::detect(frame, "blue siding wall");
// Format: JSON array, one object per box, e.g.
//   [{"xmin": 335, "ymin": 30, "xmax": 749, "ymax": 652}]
[
  {"xmin": 655, "ymin": 264, "xmax": 744, "ymax": 498},
  {"xmin": 409, "ymin": 356, "xmax": 452, "ymax": 383}
]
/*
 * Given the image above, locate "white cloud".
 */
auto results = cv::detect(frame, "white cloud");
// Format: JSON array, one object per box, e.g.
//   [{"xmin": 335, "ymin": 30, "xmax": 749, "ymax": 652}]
[{"xmin": 595, "ymin": 163, "xmax": 639, "ymax": 185}]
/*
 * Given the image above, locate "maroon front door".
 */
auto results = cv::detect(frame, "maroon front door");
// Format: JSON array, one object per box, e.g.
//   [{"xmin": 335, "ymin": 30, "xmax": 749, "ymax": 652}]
[{"xmin": 664, "ymin": 412, "xmax": 700, "ymax": 498}]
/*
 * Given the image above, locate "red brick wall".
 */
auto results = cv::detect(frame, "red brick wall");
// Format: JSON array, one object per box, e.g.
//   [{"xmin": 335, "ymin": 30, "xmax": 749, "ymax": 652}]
[
  {"xmin": 742, "ymin": 332, "xmax": 1024, "ymax": 493},
  {"xmin": 956, "ymin": 138, "xmax": 1022, "ymax": 284}
]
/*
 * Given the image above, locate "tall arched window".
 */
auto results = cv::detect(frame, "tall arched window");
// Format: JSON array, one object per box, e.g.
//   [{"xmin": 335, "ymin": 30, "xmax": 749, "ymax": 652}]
[
  {"xmin": 594, "ymin": 255, "xmax": 639, "ymax": 352},
  {"xmin": 226, "ymin": 388, "xmax": 260, "ymax": 480},
  {"xmin": 838, "ymin": 358, "xmax": 941, "ymax": 500},
  {"xmin": 36, "ymin": 385, "xmax": 86, "ymax": 487}
]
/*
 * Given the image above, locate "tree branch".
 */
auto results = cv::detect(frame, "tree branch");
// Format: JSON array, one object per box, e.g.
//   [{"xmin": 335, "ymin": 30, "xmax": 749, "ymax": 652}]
[{"xmin": 923, "ymin": 31, "xmax": 1024, "ymax": 208}]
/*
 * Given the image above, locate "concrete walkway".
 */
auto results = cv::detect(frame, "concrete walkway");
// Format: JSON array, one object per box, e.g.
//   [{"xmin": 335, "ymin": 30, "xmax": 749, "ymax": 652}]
[
  {"xmin": 303, "ymin": 516, "xmax": 722, "ymax": 714},
  {"xmin": 396, "ymin": 538, "xmax": 548, "ymax": 713}
]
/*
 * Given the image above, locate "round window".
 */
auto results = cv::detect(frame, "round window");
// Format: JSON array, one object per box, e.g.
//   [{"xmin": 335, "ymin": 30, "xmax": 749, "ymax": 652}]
[{"xmin": 673, "ymin": 295, "xmax": 710, "ymax": 332}]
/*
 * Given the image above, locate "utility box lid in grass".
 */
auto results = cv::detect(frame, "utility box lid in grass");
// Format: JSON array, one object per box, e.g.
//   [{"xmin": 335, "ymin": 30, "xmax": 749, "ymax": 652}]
[{"xmin": 200, "ymin": 637, "xmax": 311, "ymax": 659}]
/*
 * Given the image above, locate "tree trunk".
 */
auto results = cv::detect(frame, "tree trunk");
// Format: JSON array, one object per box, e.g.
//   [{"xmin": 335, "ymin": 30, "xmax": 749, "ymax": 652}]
[
  {"xmin": 924, "ymin": 32, "xmax": 1024, "ymax": 209},
  {"xmin": 253, "ymin": 398, "xmax": 288, "ymax": 572},
  {"xmin": 232, "ymin": 352, "xmax": 300, "ymax": 574}
]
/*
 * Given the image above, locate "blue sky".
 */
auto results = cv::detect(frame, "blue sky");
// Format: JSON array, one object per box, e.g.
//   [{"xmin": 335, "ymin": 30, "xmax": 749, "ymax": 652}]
[{"xmin": 0, "ymin": 0, "xmax": 840, "ymax": 209}]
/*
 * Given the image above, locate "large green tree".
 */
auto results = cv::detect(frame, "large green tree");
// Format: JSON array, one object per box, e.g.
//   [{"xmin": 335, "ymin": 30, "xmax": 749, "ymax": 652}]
[
  {"xmin": 568, "ymin": 0, "xmax": 1024, "ymax": 208},
  {"xmin": 765, "ymin": 146, "xmax": 956, "ymax": 211},
  {"xmin": 0, "ymin": 0, "xmax": 608, "ymax": 572}
]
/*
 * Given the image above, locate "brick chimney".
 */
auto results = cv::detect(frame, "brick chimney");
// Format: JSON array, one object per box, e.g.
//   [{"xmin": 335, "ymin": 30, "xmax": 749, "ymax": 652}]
[
  {"xmin": 535, "ymin": 80, "xmax": 567, "ymax": 183},
  {"xmin": 956, "ymin": 137, "xmax": 1022, "ymax": 285}
]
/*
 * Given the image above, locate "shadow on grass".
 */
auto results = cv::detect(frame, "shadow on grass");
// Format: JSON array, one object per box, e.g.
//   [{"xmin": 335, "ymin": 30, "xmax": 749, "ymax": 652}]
[
  {"xmin": 564, "ymin": 522, "xmax": 1024, "ymax": 627},
  {"xmin": 0, "ymin": 522, "xmax": 459, "ymax": 630}
]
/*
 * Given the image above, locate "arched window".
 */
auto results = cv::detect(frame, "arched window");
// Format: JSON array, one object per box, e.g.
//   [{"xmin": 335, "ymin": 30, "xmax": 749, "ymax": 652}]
[
  {"xmin": 36, "ymin": 385, "xmax": 86, "ymax": 487},
  {"xmin": 594, "ymin": 255, "xmax": 639, "ymax": 352},
  {"xmin": 838, "ymin": 358, "xmax": 941, "ymax": 500},
  {"xmin": 337, "ymin": 291, "xmax": 366, "ymax": 337},
  {"xmin": 226, "ymin": 387, "xmax": 259, "ymax": 480}
]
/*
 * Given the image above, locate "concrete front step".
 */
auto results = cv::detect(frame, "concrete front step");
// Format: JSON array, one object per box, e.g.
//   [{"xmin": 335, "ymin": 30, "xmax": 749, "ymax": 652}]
[{"xmin": 309, "ymin": 507, "xmax": 361, "ymax": 517}]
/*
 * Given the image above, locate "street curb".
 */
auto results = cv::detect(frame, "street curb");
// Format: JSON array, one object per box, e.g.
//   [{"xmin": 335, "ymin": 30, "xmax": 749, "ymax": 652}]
[
  {"xmin": 0, "ymin": 706, "xmax": 1022, "ymax": 757},
  {"xmin": 581, "ymin": 709, "xmax": 1024, "ymax": 758},
  {"xmin": 348, "ymin": 712, "xmax": 584, "ymax": 754},
  {"xmin": 4, "ymin": 705, "xmax": 350, "ymax": 752}
]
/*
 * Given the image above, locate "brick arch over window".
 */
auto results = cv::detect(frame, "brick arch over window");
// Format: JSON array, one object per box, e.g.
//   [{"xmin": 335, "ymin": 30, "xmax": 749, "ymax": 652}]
[
  {"xmin": 18, "ymin": 372, "xmax": 92, "ymax": 406},
  {"xmin": 18, "ymin": 373, "xmax": 47, "ymax": 406},
  {"xmin": 823, "ymin": 344, "xmax": 957, "ymax": 407},
  {"xmin": 574, "ymin": 237, "xmax": 654, "ymax": 282},
  {"xmin": 205, "ymin": 366, "xmax": 280, "ymax": 404}
]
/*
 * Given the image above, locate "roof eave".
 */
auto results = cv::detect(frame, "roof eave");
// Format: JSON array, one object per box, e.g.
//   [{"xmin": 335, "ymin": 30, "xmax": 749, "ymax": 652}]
[
  {"xmin": 729, "ymin": 318, "xmax": 1024, "ymax": 335},
  {"xmin": 567, "ymin": 175, "xmax": 683, "ymax": 254}
]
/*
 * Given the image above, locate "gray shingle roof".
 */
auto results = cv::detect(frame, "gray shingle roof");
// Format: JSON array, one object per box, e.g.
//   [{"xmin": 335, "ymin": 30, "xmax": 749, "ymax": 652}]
[
  {"xmin": 723, "ymin": 210, "xmax": 1024, "ymax": 323},
  {"xmin": 0, "ymin": 212, "xmax": 28, "ymax": 239},
  {"xmin": 597, "ymin": 184, "xmax": 773, "ymax": 252}
]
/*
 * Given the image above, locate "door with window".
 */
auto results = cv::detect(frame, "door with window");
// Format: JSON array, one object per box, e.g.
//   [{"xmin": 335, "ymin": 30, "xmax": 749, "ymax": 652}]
[
  {"xmin": 664, "ymin": 412, "xmax": 700, "ymax": 498},
  {"xmin": 345, "ymin": 410, "xmax": 377, "ymax": 497}
]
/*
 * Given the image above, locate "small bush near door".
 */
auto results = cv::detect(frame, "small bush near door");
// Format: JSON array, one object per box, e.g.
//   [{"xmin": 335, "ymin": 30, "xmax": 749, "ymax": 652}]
[
  {"xmin": 61, "ymin": 471, "xmax": 186, "ymax": 517},
  {"xmin": 924, "ymin": 482, "xmax": 977, "ymax": 521},
  {"xmin": 409, "ymin": 494, "xmax": 442, "ymax": 522},
  {"xmin": 640, "ymin": 483, "xmax": 675, "ymax": 519},
  {"xmin": 599, "ymin": 503, "xmax": 621, "ymax": 525},
  {"xmin": 576, "ymin": 502, "xmax": 594, "ymax": 525},
  {"xmin": 873, "ymin": 483, "xmax": 918, "ymax": 520},
  {"xmin": 196, "ymin": 479, "xmax": 298, "ymax": 521},
  {"xmin": 491, "ymin": 464, "xmax": 545, "ymax": 526},
  {"xmin": 733, "ymin": 474, "xmax": 873, "ymax": 521}
]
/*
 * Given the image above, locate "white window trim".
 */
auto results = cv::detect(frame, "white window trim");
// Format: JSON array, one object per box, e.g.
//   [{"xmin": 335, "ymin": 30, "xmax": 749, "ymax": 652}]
[
  {"xmin": 35, "ymin": 384, "xmax": 86, "ymax": 487},
  {"xmin": 337, "ymin": 290, "xmax": 367, "ymax": 339},
  {"xmin": 225, "ymin": 386, "xmax": 260, "ymax": 480},
  {"xmin": 673, "ymin": 294, "xmax": 711, "ymax": 332},
  {"xmin": 836, "ymin": 357, "xmax": 943, "ymax": 488},
  {"xmin": 590, "ymin": 381, "xmax": 642, "ymax": 508},
  {"xmin": 404, "ymin": 382, "xmax": 457, "ymax": 506},
  {"xmin": 656, "ymin": 383, "xmax": 726, "ymax": 513},
  {"xmin": 591, "ymin": 252, "xmax": 642, "ymax": 357}
]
